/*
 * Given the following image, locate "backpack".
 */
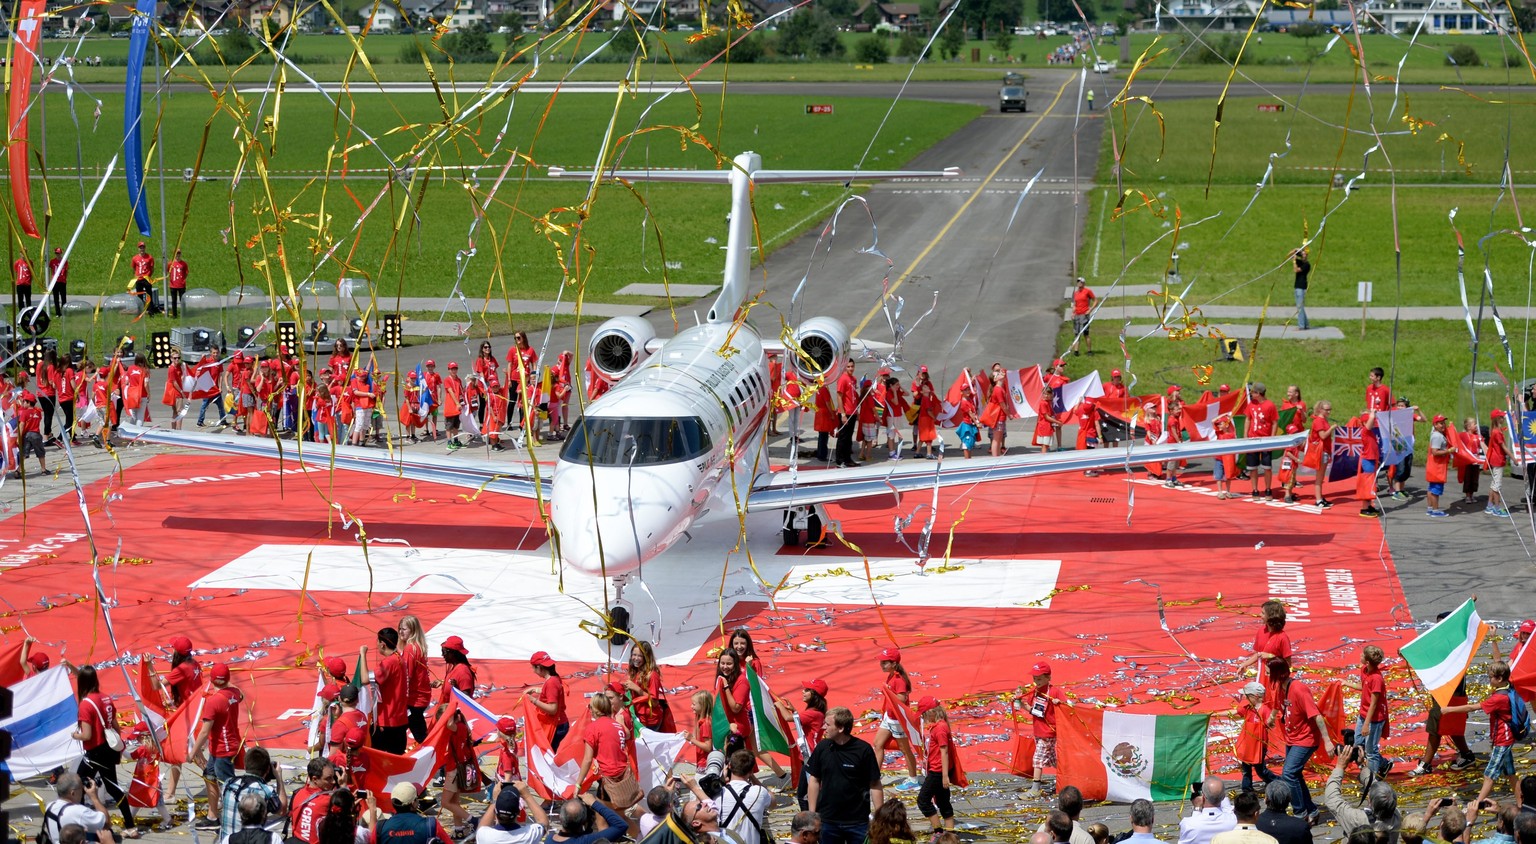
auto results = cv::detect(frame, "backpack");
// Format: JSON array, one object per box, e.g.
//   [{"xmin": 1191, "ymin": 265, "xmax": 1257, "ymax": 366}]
[
  {"xmin": 1506, "ymin": 688, "xmax": 1530, "ymax": 741},
  {"xmin": 37, "ymin": 800, "xmax": 65, "ymax": 844}
]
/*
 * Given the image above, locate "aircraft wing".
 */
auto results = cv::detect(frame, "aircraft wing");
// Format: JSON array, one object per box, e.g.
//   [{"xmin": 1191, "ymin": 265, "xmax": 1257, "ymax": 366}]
[
  {"xmin": 743, "ymin": 433, "xmax": 1306, "ymax": 511},
  {"xmin": 119, "ymin": 424, "xmax": 550, "ymax": 500}
]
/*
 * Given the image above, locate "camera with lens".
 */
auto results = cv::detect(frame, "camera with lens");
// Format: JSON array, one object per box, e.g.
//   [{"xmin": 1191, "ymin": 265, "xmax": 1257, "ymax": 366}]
[{"xmin": 698, "ymin": 750, "xmax": 727, "ymax": 799}]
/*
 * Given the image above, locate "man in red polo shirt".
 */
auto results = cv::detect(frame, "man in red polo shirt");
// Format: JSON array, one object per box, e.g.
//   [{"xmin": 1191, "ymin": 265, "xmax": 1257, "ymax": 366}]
[
  {"xmin": 1246, "ymin": 383, "xmax": 1279, "ymax": 498},
  {"xmin": 46, "ymin": 247, "xmax": 67, "ymax": 315},
  {"xmin": 365, "ymin": 628, "xmax": 408, "ymax": 754},
  {"xmin": 190, "ymin": 662, "xmax": 244, "ymax": 830},
  {"xmin": 835, "ymin": 360, "xmax": 859, "ymax": 468}
]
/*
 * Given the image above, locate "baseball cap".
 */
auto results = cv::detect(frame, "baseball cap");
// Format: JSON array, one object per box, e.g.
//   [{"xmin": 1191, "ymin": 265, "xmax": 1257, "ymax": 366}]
[
  {"xmin": 1219, "ymin": 384, "xmax": 1230, "ymax": 392},
  {"xmin": 915, "ymin": 695, "xmax": 941, "ymax": 715},
  {"xmin": 1052, "ymin": 358, "xmax": 1064, "ymax": 368},
  {"xmin": 26, "ymin": 651, "xmax": 49, "ymax": 671},
  {"xmin": 919, "ymin": 366, "xmax": 928, "ymax": 373},
  {"xmin": 442, "ymin": 635, "xmax": 468, "ymax": 655},
  {"xmin": 344, "ymin": 726, "xmax": 368, "ymax": 749},
  {"xmin": 529, "ymin": 651, "xmax": 555, "ymax": 668},
  {"xmin": 878, "ymin": 368, "xmax": 892, "ymax": 376},
  {"xmin": 497, "ymin": 716, "xmax": 517, "ymax": 733},
  {"xmin": 391, "ymin": 782, "xmax": 419, "ymax": 805},
  {"xmin": 1493, "ymin": 408, "xmax": 1507, "ymax": 419},
  {"xmin": 1167, "ymin": 385, "xmax": 1180, "ymax": 395},
  {"xmin": 319, "ymin": 683, "xmax": 341, "ymax": 703},
  {"xmin": 878, "ymin": 647, "xmax": 901, "ymax": 662},
  {"xmin": 448, "ymin": 362, "xmax": 459, "ymax": 368},
  {"xmin": 1521, "ymin": 620, "xmax": 1535, "ymax": 635},
  {"xmin": 1031, "ymin": 661, "xmax": 1052, "ymax": 676},
  {"xmin": 802, "ymin": 678, "xmax": 829, "ymax": 697},
  {"xmin": 324, "ymin": 656, "xmax": 347, "ymax": 677},
  {"xmin": 496, "ymin": 785, "xmax": 521, "ymax": 817},
  {"xmin": 137, "ymin": 241, "xmax": 146, "ymax": 248},
  {"xmin": 19, "ymin": 391, "xmax": 34, "ymax": 402},
  {"xmin": 54, "ymin": 247, "xmax": 62, "ymax": 254},
  {"xmin": 210, "ymin": 663, "xmax": 231, "ymax": 681},
  {"xmin": 1241, "ymin": 682, "xmax": 1265, "ymax": 697},
  {"xmin": 1433, "ymin": 414, "xmax": 1447, "ymax": 423},
  {"xmin": 1111, "ymin": 369, "xmax": 1121, "ymax": 377},
  {"xmin": 338, "ymin": 684, "xmax": 359, "ymax": 704},
  {"xmin": 425, "ymin": 359, "xmax": 435, "ymax": 367}
]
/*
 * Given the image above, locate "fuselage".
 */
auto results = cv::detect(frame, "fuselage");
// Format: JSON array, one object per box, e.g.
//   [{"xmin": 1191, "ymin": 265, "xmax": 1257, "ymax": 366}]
[{"xmin": 548, "ymin": 322, "xmax": 770, "ymax": 577}]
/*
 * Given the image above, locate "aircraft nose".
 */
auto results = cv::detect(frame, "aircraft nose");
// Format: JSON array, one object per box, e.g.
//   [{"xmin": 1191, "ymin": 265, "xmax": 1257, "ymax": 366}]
[{"xmin": 550, "ymin": 467, "xmax": 644, "ymax": 576}]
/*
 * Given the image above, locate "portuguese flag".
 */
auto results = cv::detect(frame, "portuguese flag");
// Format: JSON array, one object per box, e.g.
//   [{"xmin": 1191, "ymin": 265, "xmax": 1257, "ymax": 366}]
[{"xmin": 1057, "ymin": 707, "xmax": 1209, "ymax": 803}]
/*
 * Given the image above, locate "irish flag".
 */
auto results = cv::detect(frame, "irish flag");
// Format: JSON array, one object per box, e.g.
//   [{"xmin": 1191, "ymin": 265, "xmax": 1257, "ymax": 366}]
[
  {"xmin": 1057, "ymin": 707, "xmax": 1209, "ymax": 803},
  {"xmin": 1401, "ymin": 598, "xmax": 1489, "ymax": 706}
]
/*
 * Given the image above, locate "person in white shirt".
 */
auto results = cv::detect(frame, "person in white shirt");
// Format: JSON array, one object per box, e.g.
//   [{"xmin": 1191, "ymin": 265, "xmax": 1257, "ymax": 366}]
[
  {"xmin": 719, "ymin": 750, "xmax": 772, "ymax": 844},
  {"xmin": 476, "ymin": 781, "xmax": 548, "ymax": 844},
  {"xmin": 1211, "ymin": 791, "xmax": 1278, "ymax": 844},
  {"xmin": 1179, "ymin": 777, "xmax": 1237, "ymax": 844},
  {"xmin": 44, "ymin": 774, "xmax": 114, "ymax": 844}
]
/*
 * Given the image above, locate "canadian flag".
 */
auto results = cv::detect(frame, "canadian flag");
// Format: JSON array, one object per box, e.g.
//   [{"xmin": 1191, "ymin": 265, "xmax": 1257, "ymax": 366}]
[
  {"xmin": 523, "ymin": 697, "xmax": 591, "ymax": 801},
  {"xmin": 1181, "ymin": 391, "xmax": 1248, "ymax": 441}
]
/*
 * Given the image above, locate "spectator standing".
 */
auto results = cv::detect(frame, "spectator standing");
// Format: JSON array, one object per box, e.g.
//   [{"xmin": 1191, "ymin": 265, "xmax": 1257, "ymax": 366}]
[
  {"xmin": 719, "ymin": 750, "xmax": 772, "ymax": 844},
  {"xmin": 363, "ymin": 628, "xmax": 408, "ymax": 754},
  {"xmin": 14, "ymin": 253, "xmax": 34, "ymax": 313},
  {"xmin": 1292, "ymin": 249, "xmax": 1311, "ymax": 331},
  {"xmin": 216, "ymin": 747, "xmax": 285, "ymax": 844},
  {"xmin": 1070, "ymin": 278, "xmax": 1095, "ymax": 355},
  {"xmin": 376, "ymin": 784, "xmax": 450, "ymax": 844},
  {"xmin": 287, "ymin": 759, "xmax": 338, "ymax": 844},
  {"xmin": 47, "ymin": 246, "xmax": 68, "ymax": 315},
  {"xmin": 42, "ymin": 773, "xmax": 115, "ymax": 844},
  {"xmin": 167, "ymin": 249, "xmax": 188, "ymax": 318},
  {"xmin": 807, "ymin": 707, "xmax": 883, "ymax": 844}
]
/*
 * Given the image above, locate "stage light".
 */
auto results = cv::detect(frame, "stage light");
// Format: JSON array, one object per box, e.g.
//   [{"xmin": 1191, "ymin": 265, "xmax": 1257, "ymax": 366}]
[
  {"xmin": 235, "ymin": 325, "xmax": 257, "ymax": 349},
  {"xmin": 381, "ymin": 314, "xmax": 402, "ymax": 349},
  {"xmin": 278, "ymin": 321, "xmax": 298, "ymax": 354},
  {"xmin": 347, "ymin": 317, "xmax": 366, "ymax": 340},
  {"xmin": 309, "ymin": 320, "xmax": 329, "ymax": 344},
  {"xmin": 22, "ymin": 340, "xmax": 47, "ymax": 370},
  {"xmin": 150, "ymin": 331, "xmax": 174, "ymax": 368},
  {"xmin": 69, "ymin": 339, "xmax": 87, "ymax": 362}
]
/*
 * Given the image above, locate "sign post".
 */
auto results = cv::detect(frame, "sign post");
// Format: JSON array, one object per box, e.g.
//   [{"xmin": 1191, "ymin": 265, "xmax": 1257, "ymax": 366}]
[{"xmin": 1358, "ymin": 281, "xmax": 1373, "ymax": 339}]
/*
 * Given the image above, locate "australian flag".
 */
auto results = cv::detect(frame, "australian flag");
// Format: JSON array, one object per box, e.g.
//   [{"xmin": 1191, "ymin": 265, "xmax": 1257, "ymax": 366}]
[{"xmin": 1328, "ymin": 425, "xmax": 1364, "ymax": 482}]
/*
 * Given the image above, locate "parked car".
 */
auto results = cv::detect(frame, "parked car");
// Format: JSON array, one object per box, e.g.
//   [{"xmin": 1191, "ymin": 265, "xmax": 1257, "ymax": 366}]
[
  {"xmin": 1092, "ymin": 59, "xmax": 1115, "ymax": 72},
  {"xmin": 999, "ymin": 84, "xmax": 1027, "ymax": 112},
  {"xmin": 1003, "ymin": 70, "xmax": 1024, "ymax": 85}
]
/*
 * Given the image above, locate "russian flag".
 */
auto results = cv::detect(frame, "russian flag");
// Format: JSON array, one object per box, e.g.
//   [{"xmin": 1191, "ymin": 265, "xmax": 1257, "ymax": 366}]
[
  {"xmin": 450, "ymin": 686, "xmax": 500, "ymax": 742},
  {"xmin": 2, "ymin": 666, "xmax": 83, "ymax": 779}
]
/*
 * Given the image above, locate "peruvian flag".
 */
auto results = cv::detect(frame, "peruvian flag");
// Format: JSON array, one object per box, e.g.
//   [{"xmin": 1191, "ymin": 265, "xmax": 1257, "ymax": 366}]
[
  {"xmin": 878, "ymin": 686, "xmax": 925, "ymax": 757},
  {"xmin": 354, "ymin": 695, "xmax": 459, "ymax": 811},
  {"xmin": 523, "ymin": 696, "xmax": 590, "ymax": 801},
  {"xmin": 1181, "ymin": 391, "xmax": 1248, "ymax": 441},
  {"xmin": 938, "ymin": 369, "xmax": 987, "ymax": 425},
  {"xmin": 138, "ymin": 657, "xmax": 167, "ymax": 717},
  {"xmin": 1005, "ymin": 366, "xmax": 1045, "ymax": 420},
  {"xmin": 183, "ymin": 363, "xmax": 220, "ymax": 400}
]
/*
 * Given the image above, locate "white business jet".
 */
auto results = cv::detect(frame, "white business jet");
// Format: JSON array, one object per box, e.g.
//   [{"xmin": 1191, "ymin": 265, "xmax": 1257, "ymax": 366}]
[{"xmin": 124, "ymin": 152, "xmax": 1303, "ymax": 589}]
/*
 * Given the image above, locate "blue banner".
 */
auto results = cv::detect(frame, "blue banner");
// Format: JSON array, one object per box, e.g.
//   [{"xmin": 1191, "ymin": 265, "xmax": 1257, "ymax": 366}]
[{"xmin": 123, "ymin": 0, "xmax": 155, "ymax": 237}]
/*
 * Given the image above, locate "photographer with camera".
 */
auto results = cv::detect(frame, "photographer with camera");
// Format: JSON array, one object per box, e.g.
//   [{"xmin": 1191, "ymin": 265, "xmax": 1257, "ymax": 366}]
[
  {"xmin": 1421, "ymin": 796, "xmax": 1471, "ymax": 844},
  {"xmin": 1324, "ymin": 744, "xmax": 1401, "ymax": 844},
  {"xmin": 548, "ymin": 792, "xmax": 628, "ymax": 844},
  {"xmin": 42, "ymin": 772, "xmax": 116, "ymax": 844},
  {"xmin": 475, "ymin": 779, "xmax": 548, "ymax": 844},
  {"xmin": 720, "ymin": 750, "xmax": 772, "ymax": 844}
]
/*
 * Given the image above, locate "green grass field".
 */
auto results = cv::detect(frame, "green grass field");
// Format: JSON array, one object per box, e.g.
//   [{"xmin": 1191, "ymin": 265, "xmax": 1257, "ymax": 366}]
[
  {"xmin": 3, "ymin": 93, "xmax": 982, "ymax": 312},
  {"xmin": 31, "ymin": 28, "xmax": 1536, "ymax": 84}
]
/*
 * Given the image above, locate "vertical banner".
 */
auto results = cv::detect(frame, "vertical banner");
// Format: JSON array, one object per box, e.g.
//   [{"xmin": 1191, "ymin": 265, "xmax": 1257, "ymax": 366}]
[
  {"xmin": 123, "ymin": 0, "xmax": 155, "ymax": 237},
  {"xmin": 7, "ymin": 0, "xmax": 45, "ymax": 238}
]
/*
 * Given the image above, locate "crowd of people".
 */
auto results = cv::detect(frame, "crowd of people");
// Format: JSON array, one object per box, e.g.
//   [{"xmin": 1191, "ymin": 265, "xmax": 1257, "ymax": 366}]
[{"xmin": 13, "ymin": 605, "xmax": 1536, "ymax": 844}]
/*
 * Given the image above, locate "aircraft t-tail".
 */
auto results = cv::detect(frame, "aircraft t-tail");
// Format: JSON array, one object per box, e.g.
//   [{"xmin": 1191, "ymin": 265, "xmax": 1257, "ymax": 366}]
[{"xmin": 123, "ymin": 152, "xmax": 1304, "ymax": 586}]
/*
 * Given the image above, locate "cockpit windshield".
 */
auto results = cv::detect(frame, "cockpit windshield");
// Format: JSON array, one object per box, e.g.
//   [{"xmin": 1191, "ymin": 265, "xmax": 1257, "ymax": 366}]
[{"xmin": 560, "ymin": 416, "xmax": 713, "ymax": 466}]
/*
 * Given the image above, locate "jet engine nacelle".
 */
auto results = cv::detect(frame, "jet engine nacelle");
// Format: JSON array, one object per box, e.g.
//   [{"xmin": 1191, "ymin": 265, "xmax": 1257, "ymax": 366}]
[
  {"xmin": 788, "ymin": 316, "xmax": 850, "ymax": 381},
  {"xmin": 587, "ymin": 316, "xmax": 657, "ymax": 383}
]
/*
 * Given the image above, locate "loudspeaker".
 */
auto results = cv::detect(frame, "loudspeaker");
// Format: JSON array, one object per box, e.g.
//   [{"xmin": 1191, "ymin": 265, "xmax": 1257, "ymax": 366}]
[{"xmin": 1221, "ymin": 338, "xmax": 1243, "ymax": 361}]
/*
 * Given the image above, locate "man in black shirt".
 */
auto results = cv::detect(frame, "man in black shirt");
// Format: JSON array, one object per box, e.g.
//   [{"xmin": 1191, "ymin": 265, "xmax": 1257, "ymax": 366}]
[
  {"xmin": 806, "ymin": 707, "xmax": 883, "ymax": 844},
  {"xmin": 1293, "ymin": 248, "xmax": 1312, "ymax": 331},
  {"xmin": 1256, "ymin": 785, "xmax": 1311, "ymax": 844}
]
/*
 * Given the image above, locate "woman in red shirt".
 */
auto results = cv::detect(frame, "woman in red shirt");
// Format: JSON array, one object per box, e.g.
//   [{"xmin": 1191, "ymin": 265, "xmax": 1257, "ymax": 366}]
[
  {"xmin": 327, "ymin": 339, "xmax": 352, "ymax": 382},
  {"xmin": 73, "ymin": 665, "xmax": 140, "ymax": 836},
  {"xmin": 433, "ymin": 635, "xmax": 476, "ymax": 719},
  {"xmin": 506, "ymin": 331, "xmax": 540, "ymax": 443},
  {"xmin": 397, "ymin": 615, "xmax": 433, "ymax": 743},
  {"xmin": 1236, "ymin": 599, "xmax": 1292, "ymax": 698},
  {"xmin": 624, "ymin": 641, "xmax": 669, "ymax": 731},
  {"xmin": 775, "ymin": 678, "xmax": 829, "ymax": 810},
  {"xmin": 873, "ymin": 646, "xmax": 918, "ymax": 784},
  {"xmin": 914, "ymin": 382, "xmax": 941, "ymax": 459},
  {"xmin": 34, "ymin": 349, "xmax": 58, "ymax": 441},
  {"xmin": 714, "ymin": 650, "xmax": 752, "ymax": 755},
  {"xmin": 525, "ymin": 651, "xmax": 569, "ymax": 749}
]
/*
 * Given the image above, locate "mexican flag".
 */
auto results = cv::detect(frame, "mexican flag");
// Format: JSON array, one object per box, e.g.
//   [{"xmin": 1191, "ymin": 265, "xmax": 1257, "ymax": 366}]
[
  {"xmin": 746, "ymin": 665, "xmax": 793, "ymax": 754},
  {"xmin": 1057, "ymin": 707, "xmax": 1209, "ymax": 803},
  {"xmin": 1401, "ymin": 597, "xmax": 1489, "ymax": 707}
]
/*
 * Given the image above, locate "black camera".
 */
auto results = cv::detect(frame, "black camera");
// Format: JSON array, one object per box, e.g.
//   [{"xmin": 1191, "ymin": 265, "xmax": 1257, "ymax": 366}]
[
  {"xmin": 698, "ymin": 750, "xmax": 727, "ymax": 799},
  {"xmin": 1341, "ymin": 727, "xmax": 1356, "ymax": 747}
]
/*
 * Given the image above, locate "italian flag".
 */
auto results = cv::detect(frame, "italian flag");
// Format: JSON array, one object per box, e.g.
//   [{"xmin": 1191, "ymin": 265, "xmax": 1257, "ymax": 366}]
[
  {"xmin": 711, "ymin": 666, "xmax": 793, "ymax": 755},
  {"xmin": 1057, "ymin": 707, "xmax": 1209, "ymax": 803},
  {"xmin": 1401, "ymin": 597, "xmax": 1489, "ymax": 706}
]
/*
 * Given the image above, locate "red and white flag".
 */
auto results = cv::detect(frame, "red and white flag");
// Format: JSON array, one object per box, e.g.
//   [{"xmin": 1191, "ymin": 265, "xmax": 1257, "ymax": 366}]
[
  {"xmin": 938, "ymin": 369, "xmax": 986, "ymax": 425},
  {"xmin": 1006, "ymin": 366, "xmax": 1045, "ymax": 420},
  {"xmin": 523, "ymin": 697, "xmax": 590, "ymax": 801},
  {"xmin": 879, "ymin": 686, "xmax": 925, "ymax": 757},
  {"xmin": 354, "ymin": 696, "xmax": 459, "ymax": 810},
  {"xmin": 1181, "ymin": 391, "xmax": 1248, "ymax": 441},
  {"xmin": 1511, "ymin": 635, "xmax": 1536, "ymax": 699},
  {"xmin": 184, "ymin": 363, "xmax": 220, "ymax": 400}
]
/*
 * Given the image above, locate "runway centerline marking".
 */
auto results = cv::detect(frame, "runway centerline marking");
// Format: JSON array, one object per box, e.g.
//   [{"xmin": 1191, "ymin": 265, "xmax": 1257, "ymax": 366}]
[{"xmin": 851, "ymin": 75, "xmax": 1075, "ymax": 339}]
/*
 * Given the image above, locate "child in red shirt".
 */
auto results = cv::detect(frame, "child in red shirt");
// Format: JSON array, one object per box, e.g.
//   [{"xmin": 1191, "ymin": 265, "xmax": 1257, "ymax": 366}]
[
  {"xmin": 916, "ymin": 697, "xmax": 959, "ymax": 832},
  {"xmin": 1442, "ymin": 661, "xmax": 1520, "ymax": 809},
  {"xmin": 1344, "ymin": 645, "xmax": 1391, "ymax": 780},
  {"xmin": 1233, "ymin": 682, "xmax": 1276, "ymax": 793}
]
